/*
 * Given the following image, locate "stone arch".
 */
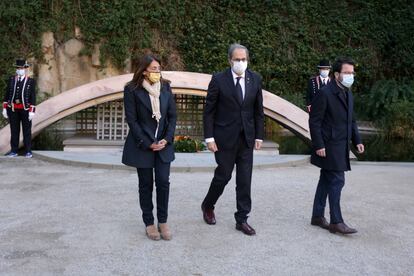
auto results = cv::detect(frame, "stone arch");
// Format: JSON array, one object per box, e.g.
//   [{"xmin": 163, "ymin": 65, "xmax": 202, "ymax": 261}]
[{"xmin": 0, "ymin": 72, "xmax": 310, "ymax": 154}]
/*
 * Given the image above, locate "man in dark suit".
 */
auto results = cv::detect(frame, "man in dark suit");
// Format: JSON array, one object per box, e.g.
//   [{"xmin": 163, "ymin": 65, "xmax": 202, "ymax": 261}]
[
  {"xmin": 201, "ymin": 43, "xmax": 264, "ymax": 236},
  {"xmin": 309, "ymin": 57, "xmax": 364, "ymax": 235},
  {"xmin": 2, "ymin": 59, "xmax": 36, "ymax": 158},
  {"xmin": 306, "ymin": 59, "xmax": 332, "ymax": 112}
]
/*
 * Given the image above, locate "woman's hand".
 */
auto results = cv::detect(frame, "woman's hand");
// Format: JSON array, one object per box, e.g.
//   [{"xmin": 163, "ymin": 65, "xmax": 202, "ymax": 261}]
[
  {"xmin": 158, "ymin": 139, "xmax": 168, "ymax": 146},
  {"xmin": 150, "ymin": 139, "xmax": 168, "ymax": 151}
]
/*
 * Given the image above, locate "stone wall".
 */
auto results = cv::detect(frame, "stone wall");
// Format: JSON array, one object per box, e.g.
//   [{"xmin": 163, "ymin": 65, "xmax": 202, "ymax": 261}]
[{"xmin": 36, "ymin": 31, "xmax": 131, "ymax": 98}]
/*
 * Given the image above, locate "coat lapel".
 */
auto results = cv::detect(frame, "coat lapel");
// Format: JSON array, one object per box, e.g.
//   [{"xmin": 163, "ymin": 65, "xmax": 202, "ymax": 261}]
[
  {"xmin": 347, "ymin": 90, "xmax": 353, "ymax": 122},
  {"xmin": 136, "ymin": 88, "xmax": 152, "ymax": 112},
  {"xmin": 244, "ymin": 70, "xmax": 253, "ymax": 106},
  {"xmin": 333, "ymin": 82, "xmax": 348, "ymax": 109},
  {"xmin": 160, "ymin": 84, "xmax": 169, "ymax": 116}
]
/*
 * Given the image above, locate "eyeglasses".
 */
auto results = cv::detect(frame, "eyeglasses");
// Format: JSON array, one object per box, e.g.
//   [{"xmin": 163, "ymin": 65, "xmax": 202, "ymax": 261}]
[{"xmin": 341, "ymin": 71, "xmax": 356, "ymax": 76}]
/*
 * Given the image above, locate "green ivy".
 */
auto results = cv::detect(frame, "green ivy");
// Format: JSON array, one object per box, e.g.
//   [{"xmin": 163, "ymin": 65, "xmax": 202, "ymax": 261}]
[{"xmin": 1, "ymin": 0, "xmax": 413, "ymax": 128}]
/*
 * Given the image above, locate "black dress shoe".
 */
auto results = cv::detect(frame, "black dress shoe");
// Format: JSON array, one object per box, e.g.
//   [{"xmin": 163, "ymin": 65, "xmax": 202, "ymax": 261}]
[
  {"xmin": 311, "ymin": 216, "xmax": 329, "ymax": 230},
  {"xmin": 236, "ymin": 222, "xmax": 256, "ymax": 236},
  {"xmin": 201, "ymin": 203, "xmax": 216, "ymax": 225},
  {"xmin": 329, "ymin": 223, "xmax": 357, "ymax": 234}
]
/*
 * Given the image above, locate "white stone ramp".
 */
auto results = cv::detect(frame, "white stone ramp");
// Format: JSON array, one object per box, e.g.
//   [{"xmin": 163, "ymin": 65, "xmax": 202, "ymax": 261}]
[{"xmin": 32, "ymin": 151, "xmax": 309, "ymax": 172}]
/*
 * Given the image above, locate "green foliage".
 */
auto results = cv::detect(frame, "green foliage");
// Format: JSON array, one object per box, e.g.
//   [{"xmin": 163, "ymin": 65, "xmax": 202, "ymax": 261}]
[
  {"xmin": 0, "ymin": 0, "xmax": 413, "ymax": 124},
  {"xmin": 381, "ymin": 100, "xmax": 414, "ymax": 139},
  {"xmin": 32, "ymin": 126, "xmax": 64, "ymax": 151},
  {"xmin": 365, "ymin": 79, "xmax": 414, "ymax": 118},
  {"xmin": 273, "ymin": 135, "xmax": 311, "ymax": 155},
  {"xmin": 357, "ymin": 135, "xmax": 414, "ymax": 162},
  {"xmin": 362, "ymin": 79, "xmax": 414, "ymax": 138},
  {"xmin": 174, "ymin": 136, "xmax": 206, "ymax": 153}
]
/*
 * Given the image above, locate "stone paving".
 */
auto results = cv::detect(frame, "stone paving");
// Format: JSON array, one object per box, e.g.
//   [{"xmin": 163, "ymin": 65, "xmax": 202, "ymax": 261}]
[{"xmin": 0, "ymin": 157, "xmax": 413, "ymax": 275}]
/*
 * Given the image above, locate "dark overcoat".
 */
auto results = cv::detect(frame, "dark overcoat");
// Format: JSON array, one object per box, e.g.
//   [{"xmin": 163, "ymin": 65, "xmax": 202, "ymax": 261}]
[
  {"xmin": 122, "ymin": 82, "xmax": 176, "ymax": 168},
  {"xmin": 309, "ymin": 80, "xmax": 361, "ymax": 171}
]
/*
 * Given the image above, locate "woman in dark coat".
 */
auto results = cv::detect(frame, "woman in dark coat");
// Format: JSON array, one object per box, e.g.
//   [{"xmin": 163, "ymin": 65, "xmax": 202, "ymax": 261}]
[{"xmin": 122, "ymin": 54, "xmax": 177, "ymax": 240}]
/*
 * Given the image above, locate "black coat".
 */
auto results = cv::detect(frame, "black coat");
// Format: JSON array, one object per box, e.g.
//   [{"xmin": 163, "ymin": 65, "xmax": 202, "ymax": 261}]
[
  {"xmin": 122, "ymin": 82, "xmax": 177, "ymax": 168},
  {"xmin": 3, "ymin": 76, "xmax": 36, "ymax": 110},
  {"xmin": 306, "ymin": 76, "xmax": 331, "ymax": 106},
  {"xmin": 309, "ymin": 80, "xmax": 361, "ymax": 171},
  {"xmin": 203, "ymin": 68, "xmax": 264, "ymax": 150}
]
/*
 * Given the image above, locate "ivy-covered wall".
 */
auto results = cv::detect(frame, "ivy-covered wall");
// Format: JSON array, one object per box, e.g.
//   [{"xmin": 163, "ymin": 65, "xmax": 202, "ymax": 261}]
[{"xmin": 1, "ymin": 0, "xmax": 413, "ymax": 120}]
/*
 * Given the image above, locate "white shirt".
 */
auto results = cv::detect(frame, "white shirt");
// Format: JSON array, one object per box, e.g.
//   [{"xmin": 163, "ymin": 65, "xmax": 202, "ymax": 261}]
[
  {"xmin": 205, "ymin": 69, "xmax": 262, "ymax": 144},
  {"xmin": 320, "ymin": 76, "xmax": 329, "ymax": 85}
]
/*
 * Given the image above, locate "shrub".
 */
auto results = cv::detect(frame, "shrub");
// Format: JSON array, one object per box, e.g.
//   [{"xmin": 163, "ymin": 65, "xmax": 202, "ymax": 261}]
[
  {"xmin": 381, "ymin": 100, "xmax": 414, "ymax": 139},
  {"xmin": 365, "ymin": 79, "xmax": 414, "ymax": 119},
  {"xmin": 174, "ymin": 135, "xmax": 206, "ymax": 153}
]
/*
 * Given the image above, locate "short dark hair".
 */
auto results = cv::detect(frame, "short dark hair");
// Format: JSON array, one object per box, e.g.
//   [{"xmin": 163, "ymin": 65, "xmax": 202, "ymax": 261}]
[{"xmin": 332, "ymin": 57, "xmax": 355, "ymax": 73}]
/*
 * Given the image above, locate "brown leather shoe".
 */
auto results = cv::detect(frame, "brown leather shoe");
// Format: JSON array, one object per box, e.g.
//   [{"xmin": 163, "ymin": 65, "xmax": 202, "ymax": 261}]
[
  {"xmin": 329, "ymin": 223, "xmax": 358, "ymax": 234},
  {"xmin": 236, "ymin": 222, "xmax": 256, "ymax": 236},
  {"xmin": 201, "ymin": 203, "xmax": 216, "ymax": 225},
  {"xmin": 311, "ymin": 216, "xmax": 329, "ymax": 230}
]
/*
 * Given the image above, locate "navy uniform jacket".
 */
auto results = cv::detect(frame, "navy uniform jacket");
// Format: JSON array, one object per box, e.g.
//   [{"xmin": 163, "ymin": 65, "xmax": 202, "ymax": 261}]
[
  {"xmin": 3, "ymin": 76, "xmax": 36, "ymax": 110},
  {"xmin": 122, "ymin": 82, "xmax": 177, "ymax": 168},
  {"xmin": 203, "ymin": 68, "xmax": 264, "ymax": 150},
  {"xmin": 309, "ymin": 80, "xmax": 361, "ymax": 171},
  {"xmin": 306, "ymin": 76, "xmax": 331, "ymax": 106}
]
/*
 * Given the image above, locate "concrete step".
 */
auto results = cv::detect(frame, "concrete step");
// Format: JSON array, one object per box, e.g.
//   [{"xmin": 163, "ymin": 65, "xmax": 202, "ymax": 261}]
[{"xmin": 63, "ymin": 135, "xmax": 279, "ymax": 154}]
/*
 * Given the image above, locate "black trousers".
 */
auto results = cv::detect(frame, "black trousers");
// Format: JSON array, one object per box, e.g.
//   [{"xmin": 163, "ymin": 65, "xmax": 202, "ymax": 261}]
[
  {"xmin": 202, "ymin": 132, "xmax": 254, "ymax": 223},
  {"xmin": 136, "ymin": 153, "xmax": 171, "ymax": 226},
  {"xmin": 7, "ymin": 109, "xmax": 32, "ymax": 153},
  {"xmin": 312, "ymin": 169, "xmax": 345, "ymax": 224}
]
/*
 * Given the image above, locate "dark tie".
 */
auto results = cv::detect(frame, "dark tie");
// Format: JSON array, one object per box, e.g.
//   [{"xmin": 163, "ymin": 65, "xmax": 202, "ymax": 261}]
[{"xmin": 236, "ymin": 77, "xmax": 243, "ymax": 104}]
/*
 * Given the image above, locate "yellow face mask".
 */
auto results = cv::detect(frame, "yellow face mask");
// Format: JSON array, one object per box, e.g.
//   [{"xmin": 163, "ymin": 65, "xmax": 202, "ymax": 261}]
[{"xmin": 147, "ymin": 72, "xmax": 161, "ymax": 83}]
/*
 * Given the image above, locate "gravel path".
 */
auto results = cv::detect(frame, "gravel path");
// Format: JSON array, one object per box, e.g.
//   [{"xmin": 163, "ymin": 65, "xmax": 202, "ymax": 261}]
[{"xmin": 0, "ymin": 158, "xmax": 413, "ymax": 276}]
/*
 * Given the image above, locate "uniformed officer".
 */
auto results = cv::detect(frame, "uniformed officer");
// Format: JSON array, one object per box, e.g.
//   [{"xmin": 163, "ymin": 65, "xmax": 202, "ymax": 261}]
[
  {"xmin": 2, "ymin": 59, "xmax": 36, "ymax": 158},
  {"xmin": 305, "ymin": 59, "xmax": 331, "ymax": 112}
]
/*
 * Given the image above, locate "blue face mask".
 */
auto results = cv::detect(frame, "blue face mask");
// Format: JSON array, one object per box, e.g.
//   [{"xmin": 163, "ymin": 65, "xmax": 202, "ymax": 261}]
[
  {"xmin": 341, "ymin": 74, "xmax": 354, "ymax": 88},
  {"xmin": 320, "ymin": 70, "xmax": 329, "ymax": 78},
  {"xmin": 16, "ymin": 69, "xmax": 25, "ymax": 76}
]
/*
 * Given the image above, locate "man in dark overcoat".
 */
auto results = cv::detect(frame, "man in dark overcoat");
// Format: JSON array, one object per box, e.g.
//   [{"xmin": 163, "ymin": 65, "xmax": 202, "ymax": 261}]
[{"xmin": 309, "ymin": 57, "xmax": 364, "ymax": 234}]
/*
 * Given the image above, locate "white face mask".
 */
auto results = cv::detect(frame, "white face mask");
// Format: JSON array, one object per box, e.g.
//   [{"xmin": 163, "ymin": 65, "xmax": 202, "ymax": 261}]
[
  {"xmin": 320, "ymin": 69, "xmax": 330, "ymax": 78},
  {"xmin": 16, "ymin": 69, "xmax": 25, "ymax": 77},
  {"xmin": 231, "ymin": 60, "xmax": 248, "ymax": 75},
  {"xmin": 340, "ymin": 74, "xmax": 354, "ymax": 88}
]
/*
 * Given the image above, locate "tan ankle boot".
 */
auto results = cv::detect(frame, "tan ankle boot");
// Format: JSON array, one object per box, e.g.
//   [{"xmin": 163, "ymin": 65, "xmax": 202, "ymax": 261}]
[
  {"xmin": 145, "ymin": 225, "xmax": 160, "ymax": 240},
  {"xmin": 158, "ymin": 223, "xmax": 172, "ymax": 240}
]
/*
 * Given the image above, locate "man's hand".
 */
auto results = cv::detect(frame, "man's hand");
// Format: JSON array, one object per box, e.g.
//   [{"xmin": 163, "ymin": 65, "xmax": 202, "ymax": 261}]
[
  {"xmin": 255, "ymin": 140, "xmax": 262, "ymax": 150},
  {"xmin": 207, "ymin": 141, "xmax": 218, "ymax": 152},
  {"xmin": 307, "ymin": 105, "xmax": 311, "ymax": 113},
  {"xmin": 2, "ymin": 109, "xmax": 8, "ymax": 119},
  {"xmin": 150, "ymin": 142, "xmax": 166, "ymax": 151},
  {"xmin": 28, "ymin": 112, "xmax": 35, "ymax": 121},
  {"xmin": 356, "ymin": 144, "xmax": 365, "ymax": 154},
  {"xmin": 316, "ymin": 148, "xmax": 326, "ymax": 157}
]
